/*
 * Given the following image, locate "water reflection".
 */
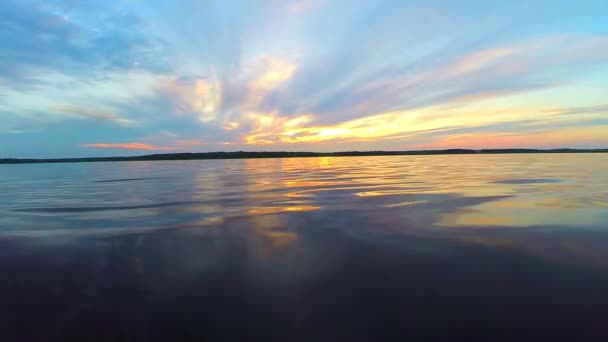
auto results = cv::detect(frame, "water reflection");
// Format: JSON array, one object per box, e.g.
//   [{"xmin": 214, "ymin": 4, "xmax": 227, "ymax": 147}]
[
  {"xmin": 1, "ymin": 154, "xmax": 608, "ymax": 248},
  {"xmin": 1, "ymin": 154, "xmax": 608, "ymax": 339}
]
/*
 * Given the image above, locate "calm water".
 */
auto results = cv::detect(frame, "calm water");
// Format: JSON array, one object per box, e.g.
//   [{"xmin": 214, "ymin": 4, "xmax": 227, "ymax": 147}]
[{"xmin": 1, "ymin": 154, "xmax": 608, "ymax": 340}]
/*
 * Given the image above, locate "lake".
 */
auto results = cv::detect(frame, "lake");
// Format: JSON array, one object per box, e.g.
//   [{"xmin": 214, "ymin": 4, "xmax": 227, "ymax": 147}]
[{"xmin": 1, "ymin": 154, "xmax": 608, "ymax": 340}]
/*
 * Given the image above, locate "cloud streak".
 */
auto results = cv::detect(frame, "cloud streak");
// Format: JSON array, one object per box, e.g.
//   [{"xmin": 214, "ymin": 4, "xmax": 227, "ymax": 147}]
[
  {"xmin": 59, "ymin": 106, "xmax": 135, "ymax": 127},
  {"xmin": 82, "ymin": 143, "xmax": 178, "ymax": 151}
]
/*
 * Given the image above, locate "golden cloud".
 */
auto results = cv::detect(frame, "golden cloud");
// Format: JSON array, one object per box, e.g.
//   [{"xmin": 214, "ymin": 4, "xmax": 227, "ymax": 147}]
[{"xmin": 165, "ymin": 76, "xmax": 222, "ymax": 123}]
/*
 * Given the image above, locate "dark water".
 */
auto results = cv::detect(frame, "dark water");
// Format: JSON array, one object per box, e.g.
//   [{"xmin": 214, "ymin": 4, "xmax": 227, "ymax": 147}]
[{"xmin": 1, "ymin": 154, "xmax": 608, "ymax": 340}]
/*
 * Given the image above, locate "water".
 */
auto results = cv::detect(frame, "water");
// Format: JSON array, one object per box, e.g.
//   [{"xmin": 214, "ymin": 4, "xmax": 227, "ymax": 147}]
[{"xmin": 1, "ymin": 154, "xmax": 608, "ymax": 340}]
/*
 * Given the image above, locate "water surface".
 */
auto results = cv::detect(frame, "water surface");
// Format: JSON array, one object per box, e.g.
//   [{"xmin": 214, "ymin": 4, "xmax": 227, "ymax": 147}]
[{"xmin": 1, "ymin": 154, "xmax": 608, "ymax": 340}]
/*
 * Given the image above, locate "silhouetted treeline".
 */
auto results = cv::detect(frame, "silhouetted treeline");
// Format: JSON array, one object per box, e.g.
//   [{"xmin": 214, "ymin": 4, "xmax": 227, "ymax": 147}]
[{"xmin": 1, "ymin": 149, "xmax": 607, "ymax": 164}]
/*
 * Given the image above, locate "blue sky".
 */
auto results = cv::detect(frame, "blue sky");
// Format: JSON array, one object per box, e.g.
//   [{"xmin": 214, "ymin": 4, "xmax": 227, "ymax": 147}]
[{"xmin": 1, "ymin": 0, "xmax": 607, "ymax": 157}]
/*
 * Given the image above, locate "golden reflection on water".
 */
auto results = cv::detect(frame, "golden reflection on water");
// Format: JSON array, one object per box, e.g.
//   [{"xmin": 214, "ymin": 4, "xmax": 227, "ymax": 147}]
[
  {"xmin": 3, "ymin": 154, "xmax": 607, "ymax": 242},
  {"xmin": 384, "ymin": 200, "xmax": 428, "ymax": 208},
  {"xmin": 234, "ymin": 154, "xmax": 608, "ymax": 230},
  {"xmin": 247, "ymin": 206, "xmax": 321, "ymax": 215},
  {"xmin": 234, "ymin": 159, "xmax": 315, "ymax": 257},
  {"xmin": 438, "ymin": 196, "xmax": 605, "ymax": 228},
  {"xmin": 246, "ymin": 213, "xmax": 300, "ymax": 259},
  {"xmin": 2, "ymin": 154, "xmax": 608, "ymax": 269}
]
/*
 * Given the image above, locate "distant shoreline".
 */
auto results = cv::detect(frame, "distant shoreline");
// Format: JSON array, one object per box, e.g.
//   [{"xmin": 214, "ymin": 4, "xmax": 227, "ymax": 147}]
[{"xmin": 2, "ymin": 149, "xmax": 607, "ymax": 165}]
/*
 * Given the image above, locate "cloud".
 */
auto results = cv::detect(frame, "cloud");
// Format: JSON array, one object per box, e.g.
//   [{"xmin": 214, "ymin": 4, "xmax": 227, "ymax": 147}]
[
  {"xmin": 0, "ymin": 70, "xmax": 168, "ymax": 132},
  {"xmin": 232, "ymin": 32, "xmax": 608, "ymax": 148},
  {"xmin": 0, "ymin": 0, "xmax": 168, "ymax": 87},
  {"xmin": 164, "ymin": 76, "xmax": 222, "ymax": 123},
  {"xmin": 58, "ymin": 106, "xmax": 135, "ymax": 127},
  {"xmin": 408, "ymin": 125, "xmax": 608, "ymax": 150},
  {"xmin": 286, "ymin": 0, "xmax": 325, "ymax": 13},
  {"xmin": 299, "ymin": 35, "xmax": 608, "ymax": 125},
  {"xmin": 82, "ymin": 143, "xmax": 178, "ymax": 151},
  {"xmin": 162, "ymin": 55, "xmax": 298, "ymax": 129},
  {"xmin": 173, "ymin": 139, "xmax": 206, "ymax": 147},
  {"xmin": 3, "ymin": 0, "xmax": 608, "ymax": 157},
  {"xmin": 241, "ymin": 97, "xmax": 608, "ymax": 147},
  {"xmin": 552, "ymin": 104, "xmax": 608, "ymax": 116}
]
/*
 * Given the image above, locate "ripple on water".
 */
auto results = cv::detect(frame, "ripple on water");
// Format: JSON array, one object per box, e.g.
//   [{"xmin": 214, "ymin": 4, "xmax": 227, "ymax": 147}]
[
  {"xmin": 12, "ymin": 201, "xmax": 197, "ymax": 213},
  {"xmin": 493, "ymin": 178, "xmax": 563, "ymax": 184},
  {"xmin": 94, "ymin": 177, "xmax": 161, "ymax": 183}
]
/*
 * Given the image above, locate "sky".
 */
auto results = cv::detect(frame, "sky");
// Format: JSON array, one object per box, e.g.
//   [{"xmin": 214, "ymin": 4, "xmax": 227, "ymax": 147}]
[{"xmin": 1, "ymin": 0, "xmax": 607, "ymax": 158}]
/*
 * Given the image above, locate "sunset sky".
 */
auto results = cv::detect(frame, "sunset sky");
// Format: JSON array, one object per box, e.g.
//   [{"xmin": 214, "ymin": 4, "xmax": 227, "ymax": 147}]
[{"xmin": 1, "ymin": 0, "xmax": 607, "ymax": 157}]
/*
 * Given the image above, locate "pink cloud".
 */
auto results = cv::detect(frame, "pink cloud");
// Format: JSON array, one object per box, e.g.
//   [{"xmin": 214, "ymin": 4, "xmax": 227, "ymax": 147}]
[
  {"xmin": 407, "ymin": 126, "xmax": 608, "ymax": 150},
  {"xmin": 82, "ymin": 143, "xmax": 179, "ymax": 151}
]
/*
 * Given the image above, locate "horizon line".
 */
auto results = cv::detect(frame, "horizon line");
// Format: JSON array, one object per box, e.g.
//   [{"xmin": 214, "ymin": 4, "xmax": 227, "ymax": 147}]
[{"xmin": 2, "ymin": 148, "xmax": 608, "ymax": 164}]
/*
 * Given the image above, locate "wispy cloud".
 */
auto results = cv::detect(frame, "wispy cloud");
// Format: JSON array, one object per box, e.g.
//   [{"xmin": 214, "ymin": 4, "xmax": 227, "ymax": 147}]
[
  {"xmin": 82, "ymin": 143, "xmax": 178, "ymax": 151},
  {"xmin": 409, "ymin": 125, "xmax": 608, "ymax": 150},
  {"xmin": 241, "ymin": 99, "xmax": 608, "ymax": 148},
  {"xmin": 0, "ymin": 0, "xmax": 168, "ymax": 87},
  {"xmin": 164, "ymin": 76, "xmax": 223, "ymax": 123},
  {"xmin": 59, "ymin": 106, "xmax": 135, "ymax": 127},
  {"xmin": 550, "ymin": 104, "xmax": 608, "ymax": 116},
  {"xmin": 286, "ymin": 0, "xmax": 325, "ymax": 13},
  {"xmin": 162, "ymin": 55, "xmax": 298, "ymax": 130}
]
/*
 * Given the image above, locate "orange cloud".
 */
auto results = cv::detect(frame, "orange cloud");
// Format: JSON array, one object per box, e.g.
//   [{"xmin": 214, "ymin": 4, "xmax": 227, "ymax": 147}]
[{"xmin": 82, "ymin": 143, "xmax": 179, "ymax": 151}]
